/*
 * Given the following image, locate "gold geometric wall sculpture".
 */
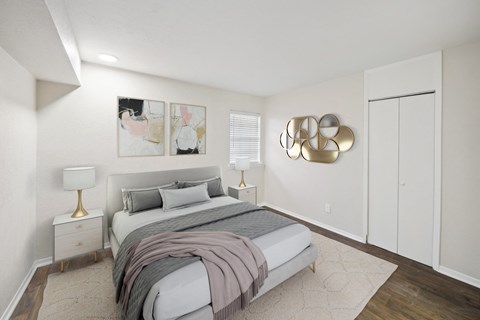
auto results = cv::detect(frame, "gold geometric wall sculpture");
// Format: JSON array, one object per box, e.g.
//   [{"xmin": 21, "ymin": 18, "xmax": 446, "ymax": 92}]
[{"xmin": 279, "ymin": 114, "xmax": 354, "ymax": 163}]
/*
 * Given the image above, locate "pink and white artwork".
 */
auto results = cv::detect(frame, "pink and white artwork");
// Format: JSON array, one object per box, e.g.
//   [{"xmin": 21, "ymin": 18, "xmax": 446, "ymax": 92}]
[
  {"xmin": 118, "ymin": 97, "xmax": 165, "ymax": 157},
  {"xmin": 170, "ymin": 103, "xmax": 206, "ymax": 155}
]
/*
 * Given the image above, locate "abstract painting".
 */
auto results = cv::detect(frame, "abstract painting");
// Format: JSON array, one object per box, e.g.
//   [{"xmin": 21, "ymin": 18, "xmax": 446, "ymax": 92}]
[
  {"xmin": 170, "ymin": 103, "xmax": 206, "ymax": 155},
  {"xmin": 118, "ymin": 97, "xmax": 165, "ymax": 157}
]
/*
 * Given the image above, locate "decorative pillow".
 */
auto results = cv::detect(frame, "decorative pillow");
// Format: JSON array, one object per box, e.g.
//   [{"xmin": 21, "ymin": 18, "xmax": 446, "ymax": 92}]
[
  {"xmin": 159, "ymin": 183, "xmax": 211, "ymax": 211},
  {"xmin": 128, "ymin": 189, "xmax": 162, "ymax": 213},
  {"xmin": 178, "ymin": 176, "xmax": 225, "ymax": 197},
  {"xmin": 122, "ymin": 182, "xmax": 178, "ymax": 214}
]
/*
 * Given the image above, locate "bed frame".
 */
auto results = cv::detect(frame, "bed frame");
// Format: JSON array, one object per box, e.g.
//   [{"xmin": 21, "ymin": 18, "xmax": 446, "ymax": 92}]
[{"xmin": 106, "ymin": 166, "xmax": 317, "ymax": 320}]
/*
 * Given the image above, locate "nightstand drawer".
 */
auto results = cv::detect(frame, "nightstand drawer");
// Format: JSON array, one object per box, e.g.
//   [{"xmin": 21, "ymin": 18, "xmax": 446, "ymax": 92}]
[
  {"xmin": 55, "ymin": 216, "xmax": 102, "ymax": 237},
  {"xmin": 228, "ymin": 185, "xmax": 257, "ymax": 205},
  {"xmin": 55, "ymin": 228, "xmax": 102, "ymax": 261},
  {"xmin": 239, "ymin": 191, "xmax": 256, "ymax": 204}
]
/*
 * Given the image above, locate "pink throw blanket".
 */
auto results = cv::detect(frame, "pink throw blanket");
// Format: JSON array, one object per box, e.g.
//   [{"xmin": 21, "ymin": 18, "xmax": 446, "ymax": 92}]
[{"xmin": 119, "ymin": 231, "xmax": 268, "ymax": 320}]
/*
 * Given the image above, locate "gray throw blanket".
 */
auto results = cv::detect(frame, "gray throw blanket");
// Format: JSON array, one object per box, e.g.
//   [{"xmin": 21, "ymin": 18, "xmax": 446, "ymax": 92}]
[
  {"xmin": 119, "ymin": 231, "xmax": 268, "ymax": 320},
  {"xmin": 113, "ymin": 202, "xmax": 296, "ymax": 320}
]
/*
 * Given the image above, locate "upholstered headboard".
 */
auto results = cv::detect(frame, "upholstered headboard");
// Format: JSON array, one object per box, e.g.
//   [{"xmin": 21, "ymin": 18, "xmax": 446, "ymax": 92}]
[{"xmin": 106, "ymin": 166, "xmax": 222, "ymax": 225}]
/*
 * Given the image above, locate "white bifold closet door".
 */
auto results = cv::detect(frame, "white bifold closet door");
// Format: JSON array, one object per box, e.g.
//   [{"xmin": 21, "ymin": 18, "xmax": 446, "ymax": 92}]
[
  {"xmin": 368, "ymin": 93, "xmax": 434, "ymax": 266},
  {"xmin": 368, "ymin": 98, "xmax": 399, "ymax": 254}
]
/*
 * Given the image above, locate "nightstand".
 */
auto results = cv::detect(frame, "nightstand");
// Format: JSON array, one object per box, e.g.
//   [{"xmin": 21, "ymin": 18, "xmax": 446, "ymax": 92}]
[
  {"xmin": 52, "ymin": 209, "xmax": 104, "ymax": 272},
  {"xmin": 228, "ymin": 185, "xmax": 257, "ymax": 205}
]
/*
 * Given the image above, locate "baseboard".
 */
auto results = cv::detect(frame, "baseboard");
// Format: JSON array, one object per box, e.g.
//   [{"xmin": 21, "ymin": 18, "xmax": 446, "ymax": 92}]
[
  {"xmin": 438, "ymin": 265, "xmax": 480, "ymax": 289},
  {"xmin": 263, "ymin": 202, "xmax": 364, "ymax": 243},
  {"xmin": 36, "ymin": 256, "xmax": 53, "ymax": 268},
  {"xmin": 0, "ymin": 256, "xmax": 52, "ymax": 320},
  {"xmin": 263, "ymin": 203, "xmax": 480, "ymax": 289}
]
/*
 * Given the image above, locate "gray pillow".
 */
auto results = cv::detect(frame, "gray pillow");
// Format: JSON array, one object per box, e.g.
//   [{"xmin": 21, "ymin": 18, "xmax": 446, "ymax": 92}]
[
  {"xmin": 128, "ymin": 189, "xmax": 162, "ymax": 213},
  {"xmin": 159, "ymin": 183, "xmax": 211, "ymax": 211},
  {"xmin": 178, "ymin": 176, "xmax": 224, "ymax": 197},
  {"xmin": 122, "ymin": 182, "xmax": 178, "ymax": 214}
]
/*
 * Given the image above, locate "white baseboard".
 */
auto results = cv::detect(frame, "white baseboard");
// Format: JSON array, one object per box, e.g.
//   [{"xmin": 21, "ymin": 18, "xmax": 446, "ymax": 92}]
[
  {"xmin": 0, "ymin": 256, "xmax": 52, "ymax": 320},
  {"xmin": 263, "ymin": 202, "xmax": 364, "ymax": 243},
  {"xmin": 438, "ymin": 265, "xmax": 480, "ymax": 289},
  {"xmin": 36, "ymin": 256, "xmax": 53, "ymax": 267},
  {"xmin": 262, "ymin": 203, "xmax": 480, "ymax": 289}
]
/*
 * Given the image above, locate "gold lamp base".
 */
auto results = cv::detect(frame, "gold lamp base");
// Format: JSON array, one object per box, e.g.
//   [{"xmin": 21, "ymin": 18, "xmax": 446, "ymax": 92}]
[
  {"xmin": 71, "ymin": 189, "xmax": 89, "ymax": 218},
  {"xmin": 238, "ymin": 170, "xmax": 247, "ymax": 188}
]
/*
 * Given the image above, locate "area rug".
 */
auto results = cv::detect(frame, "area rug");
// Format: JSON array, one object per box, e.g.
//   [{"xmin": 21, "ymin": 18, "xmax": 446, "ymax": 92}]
[
  {"xmin": 38, "ymin": 257, "xmax": 120, "ymax": 320},
  {"xmin": 38, "ymin": 232, "xmax": 397, "ymax": 320}
]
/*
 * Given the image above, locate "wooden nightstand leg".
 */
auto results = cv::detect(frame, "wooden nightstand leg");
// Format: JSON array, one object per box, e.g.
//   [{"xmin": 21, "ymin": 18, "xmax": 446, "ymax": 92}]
[
  {"xmin": 94, "ymin": 251, "xmax": 97, "ymax": 263},
  {"xmin": 60, "ymin": 260, "xmax": 64, "ymax": 272}
]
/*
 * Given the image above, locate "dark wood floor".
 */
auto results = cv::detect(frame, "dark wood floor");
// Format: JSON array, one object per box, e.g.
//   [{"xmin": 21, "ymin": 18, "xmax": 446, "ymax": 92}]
[
  {"xmin": 10, "ymin": 249, "xmax": 113, "ymax": 320},
  {"xmin": 271, "ymin": 207, "xmax": 480, "ymax": 320},
  {"xmin": 11, "ymin": 208, "xmax": 480, "ymax": 320}
]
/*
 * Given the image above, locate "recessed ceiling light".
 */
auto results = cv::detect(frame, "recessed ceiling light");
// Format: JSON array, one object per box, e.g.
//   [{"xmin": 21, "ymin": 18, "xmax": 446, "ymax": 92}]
[{"xmin": 98, "ymin": 53, "xmax": 118, "ymax": 62}]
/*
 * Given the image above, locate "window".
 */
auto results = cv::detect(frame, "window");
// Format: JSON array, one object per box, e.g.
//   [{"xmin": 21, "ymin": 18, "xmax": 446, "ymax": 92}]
[{"xmin": 229, "ymin": 111, "xmax": 261, "ymax": 164}]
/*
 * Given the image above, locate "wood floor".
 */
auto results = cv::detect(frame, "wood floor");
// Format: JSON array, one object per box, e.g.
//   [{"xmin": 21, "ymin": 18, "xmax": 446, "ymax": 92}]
[
  {"xmin": 271, "ymin": 208, "xmax": 480, "ymax": 320},
  {"xmin": 10, "ymin": 249, "xmax": 113, "ymax": 320},
  {"xmin": 11, "ymin": 208, "xmax": 480, "ymax": 320}
]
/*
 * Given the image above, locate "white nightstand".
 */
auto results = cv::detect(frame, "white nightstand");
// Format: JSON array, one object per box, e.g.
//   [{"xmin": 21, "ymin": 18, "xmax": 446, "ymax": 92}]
[
  {"xmin": 52, "ymin": 209, "xmax": 104, "ymax": 272},
  {"xmin": 228, "ymin": 185, "xmax": 257, "ymax": 205}
]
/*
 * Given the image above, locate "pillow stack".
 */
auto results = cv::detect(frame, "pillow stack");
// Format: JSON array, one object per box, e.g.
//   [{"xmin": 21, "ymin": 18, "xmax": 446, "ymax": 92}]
[
  {"xmin": 121, "ymin": 182, "xmax": 178, "ymax": 214},
  {"xmin": 121, "ymin": 176, "xmax": 225, "ymax": 214},
  {"xmin": 177, "ymin": 176, "xmax": 225, "ymax": 198}
]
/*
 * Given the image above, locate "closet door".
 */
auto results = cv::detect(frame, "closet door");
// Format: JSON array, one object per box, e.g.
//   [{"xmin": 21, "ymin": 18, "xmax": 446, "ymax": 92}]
[
  {"xmin": 368, "ymin": 98, "xmax": 399, "ymax": 253},
  {"xmin": 397, "ymin": 93, "xmax": 435, "ymax": 266}
]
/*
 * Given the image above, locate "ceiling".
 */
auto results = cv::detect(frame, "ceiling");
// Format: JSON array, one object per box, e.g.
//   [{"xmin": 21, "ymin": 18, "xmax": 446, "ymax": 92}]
[
  {"xmin": 3, "ymin": 1, "xmax": 480, "ymax": 96},
  {"xmin": 0, "ymin": 0, "xmax": 81, "ymax": 85}
]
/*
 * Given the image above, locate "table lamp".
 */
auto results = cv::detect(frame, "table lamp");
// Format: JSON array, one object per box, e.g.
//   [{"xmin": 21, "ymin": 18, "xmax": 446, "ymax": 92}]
[
  {"xmin": 235, "ymin": 157, "xmax": 250, "ymax": 188},
  {"xmin": 63, "ymin": 167, "xmax": 95, "ymax": 218}
]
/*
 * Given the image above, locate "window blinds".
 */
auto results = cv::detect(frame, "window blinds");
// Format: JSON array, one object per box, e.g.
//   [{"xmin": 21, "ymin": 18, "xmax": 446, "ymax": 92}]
[{"xmin": 229, "ymin": 111, "xmax": 261, "ymax": 163}]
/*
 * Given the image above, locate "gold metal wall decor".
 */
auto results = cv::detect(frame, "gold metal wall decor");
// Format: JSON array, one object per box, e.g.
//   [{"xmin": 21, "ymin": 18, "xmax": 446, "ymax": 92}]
[{"xmin": 279, "ymin": 114, "xmax": 354, "ymax": 163}]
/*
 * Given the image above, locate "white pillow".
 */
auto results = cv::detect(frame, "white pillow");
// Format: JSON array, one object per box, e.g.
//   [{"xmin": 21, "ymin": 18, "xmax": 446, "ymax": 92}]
[{"xmin": 159, "ymin": 183, "xmax": 211, "ymax": 211}]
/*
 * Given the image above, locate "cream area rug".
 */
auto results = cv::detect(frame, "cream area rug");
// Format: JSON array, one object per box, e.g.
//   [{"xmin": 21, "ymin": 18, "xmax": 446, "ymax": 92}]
[
  {"xmin": 38, "ymin": 232, "xmax": 397, "ymax": 320},
  {"xmin": 38, "ymin": 258, "xmax": 120, "ymax": 320}
]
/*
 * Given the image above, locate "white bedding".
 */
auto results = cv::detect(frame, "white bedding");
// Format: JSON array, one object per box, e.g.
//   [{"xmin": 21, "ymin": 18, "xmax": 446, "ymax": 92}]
[{"xmin": 111, "ymin": 196, "xmax": 311, "ymax": 320}]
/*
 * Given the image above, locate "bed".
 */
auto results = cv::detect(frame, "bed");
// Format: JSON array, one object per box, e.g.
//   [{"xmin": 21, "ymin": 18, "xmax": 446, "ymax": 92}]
[{"xmin": 107, "ymin": 166, "xmax": 317, "ymax": 320}]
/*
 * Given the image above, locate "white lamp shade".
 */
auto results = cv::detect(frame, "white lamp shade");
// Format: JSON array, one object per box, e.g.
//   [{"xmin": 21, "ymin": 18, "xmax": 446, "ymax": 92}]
[
  {"xmin": 235, "ymin": 157, "xmax": 250, "ymax": 171},
  {"xmin": 63, "ymin": 167, "xmax": 95, "ymax": 191}
]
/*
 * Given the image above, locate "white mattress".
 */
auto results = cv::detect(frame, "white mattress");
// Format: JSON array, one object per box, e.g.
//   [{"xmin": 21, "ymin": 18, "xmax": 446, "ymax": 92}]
[{"xmin": 111, "ymin": 197, "xmax": 311, "ymax": 320}]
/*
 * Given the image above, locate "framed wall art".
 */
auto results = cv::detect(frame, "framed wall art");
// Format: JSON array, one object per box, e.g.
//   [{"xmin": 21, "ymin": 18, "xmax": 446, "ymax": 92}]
[
  {"xmin": 118, "ymin": 97, "xmax": 165, "ymax": 157},
  {"xmin": 170, "ymin": 103, "xmax": 206, "ymax": 155}
]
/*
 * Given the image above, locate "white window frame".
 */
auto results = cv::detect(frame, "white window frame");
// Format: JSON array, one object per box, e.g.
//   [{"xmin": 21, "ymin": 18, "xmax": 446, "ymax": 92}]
[{"xmin": 229, "ymin": 111, "xmax": 261, "ymax": 165}]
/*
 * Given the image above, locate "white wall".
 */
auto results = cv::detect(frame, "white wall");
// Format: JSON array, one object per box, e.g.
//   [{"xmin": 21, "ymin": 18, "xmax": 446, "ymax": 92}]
[
  {"xmin": 36, "ymin": 62, "xmax": 265, "ymax": 259},
  {"xmin": 264, "ymin": 73, "xmax": 364, "ymax": 240},
  {"xmin": 263, "ymin": 44, "xmax": 480, "ymax": 286},
  {"xmin": 441, "ymin": 41, "xmax": 480, "ymax": 281},
  {"xmin": 0, "ymin": 47, "xmax": 37, "ymax": 316}
]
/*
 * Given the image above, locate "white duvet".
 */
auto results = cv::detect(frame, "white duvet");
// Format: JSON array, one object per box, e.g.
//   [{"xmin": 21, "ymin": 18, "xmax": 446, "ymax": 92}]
[{"xmin": 111, "ymin": 197, "xmax": 311, "ymax": 320}]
